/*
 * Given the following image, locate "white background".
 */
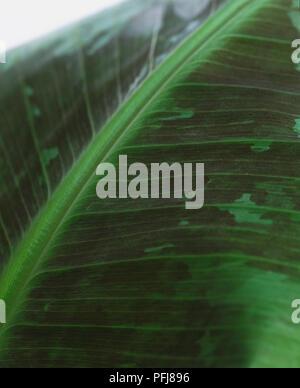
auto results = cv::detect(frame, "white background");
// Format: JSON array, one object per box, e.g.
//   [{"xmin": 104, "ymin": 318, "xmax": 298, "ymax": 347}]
[{"xmin": 0, "ymin": 0, "xmax": 123, "ymax": 49}]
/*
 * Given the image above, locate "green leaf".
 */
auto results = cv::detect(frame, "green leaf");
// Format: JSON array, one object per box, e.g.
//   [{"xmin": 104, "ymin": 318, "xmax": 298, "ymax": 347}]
[{"xmin": 0, "ymin": 0, "xmax": 299, "ymax": 368}]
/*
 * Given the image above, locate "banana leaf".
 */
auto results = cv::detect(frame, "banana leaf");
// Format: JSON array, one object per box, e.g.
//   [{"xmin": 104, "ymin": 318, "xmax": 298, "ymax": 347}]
[{"xmin": 0, "ymin": 0, "xmax": 299, "ymax": 368}]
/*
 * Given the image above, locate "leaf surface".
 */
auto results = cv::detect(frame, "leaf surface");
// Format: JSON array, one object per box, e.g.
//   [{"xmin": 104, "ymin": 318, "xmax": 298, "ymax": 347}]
[{"xmin": 0, "ymin": 0, "xmax": 299, "ymax": 368}]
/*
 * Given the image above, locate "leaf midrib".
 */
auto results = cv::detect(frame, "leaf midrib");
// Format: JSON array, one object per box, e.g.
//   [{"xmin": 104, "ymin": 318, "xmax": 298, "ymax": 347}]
[{"xmin": 0, "ymin": 0, "xmax": 262, "ymax": 338}]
